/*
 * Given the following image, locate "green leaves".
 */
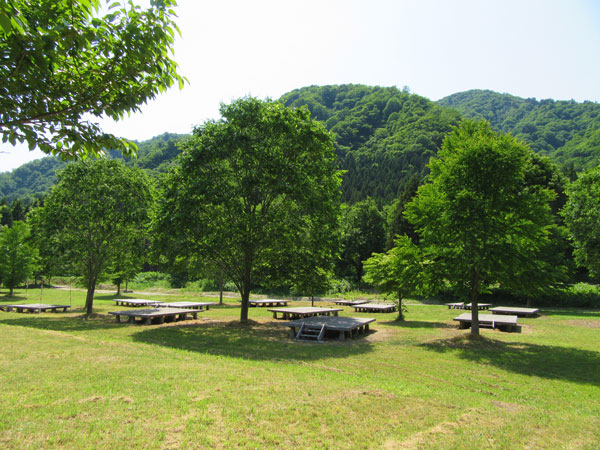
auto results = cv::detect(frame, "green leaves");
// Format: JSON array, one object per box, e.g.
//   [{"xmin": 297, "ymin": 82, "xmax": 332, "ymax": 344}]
[{"xmin": 0, "ymin": 0, "xmax": 185, "ymax": 159}]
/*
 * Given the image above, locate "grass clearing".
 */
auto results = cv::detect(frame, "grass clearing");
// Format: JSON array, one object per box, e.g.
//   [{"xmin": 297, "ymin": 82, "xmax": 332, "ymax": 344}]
[{"xmin": 1, "ymin": 287, "xmax": 599, "ymax": 448}]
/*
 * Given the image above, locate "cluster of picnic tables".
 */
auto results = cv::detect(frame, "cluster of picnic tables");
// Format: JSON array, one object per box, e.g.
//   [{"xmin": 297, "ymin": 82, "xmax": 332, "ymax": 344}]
[{"xmin": 446, "ymin": 302, "xmax": 540, "ymax": 332}]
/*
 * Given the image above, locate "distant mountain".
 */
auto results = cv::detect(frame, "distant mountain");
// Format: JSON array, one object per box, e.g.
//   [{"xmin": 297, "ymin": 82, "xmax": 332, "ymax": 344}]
[
  {"xmin": 3, "ymin": 86, "xmax": 600, "ymax": 206},
  {"xmin": 437, "ymin": 90, "xmax": 600, "ymax": 171},
  {"xmin": 0, "ymin": 132, "xmax": 185, "ymax": 203},
  {"xmin": 281, "ymin": 85, "xmax": 461, "ymax": 203}
]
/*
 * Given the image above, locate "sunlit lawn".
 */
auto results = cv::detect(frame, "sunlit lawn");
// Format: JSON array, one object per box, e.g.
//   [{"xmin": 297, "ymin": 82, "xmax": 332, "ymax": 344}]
[{"xmin": 0, "ymin": 287, "xmax": 598, "ymax": 448}]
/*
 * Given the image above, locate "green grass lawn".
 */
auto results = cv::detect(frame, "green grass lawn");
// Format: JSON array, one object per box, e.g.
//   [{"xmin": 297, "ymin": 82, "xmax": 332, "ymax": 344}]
[{"xmin": 1, "ymin": 287, "xmax": 599, "ymax": 449}]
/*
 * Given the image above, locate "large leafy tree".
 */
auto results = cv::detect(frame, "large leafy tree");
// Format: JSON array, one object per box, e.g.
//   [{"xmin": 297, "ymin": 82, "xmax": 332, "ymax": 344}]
[
  {"xmin": 0, "ymin": 0, "xmax": 185, "ymax": 158},
  {"xmin": 30, "ymin": 159, "xmax": 153, "ymax": 314},
  {"xmin": 156, "ymin": 97, "xmax": 342, "ymax": 323},
  {"xmin": 562, "ymin": 165, "xmax": 600, "ymax": 279},
  {"xmin": 405, "ymin": 120, "xmax": 557, "ymax": 335},
  {"xmin": 0, "ymin": 221, "xmax": 37, "ymax": 295}
]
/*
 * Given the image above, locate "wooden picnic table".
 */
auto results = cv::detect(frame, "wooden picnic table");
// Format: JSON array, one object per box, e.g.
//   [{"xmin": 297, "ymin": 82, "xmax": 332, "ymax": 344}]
[
  {"xmin": 249, "ymin": 299, "xmax": 289, "ymax": 307},
  {"xmin": 157, "ymin": 301, "xmax": 215, "ymax": 310},
  {"xmin": 453, "ymin": 312, "xmax": 520, "ymax": 332},
  {"xmin": 113, "ymin": 299, "xmax": 163, "ymax": 307},
  {"xmin": 268, "ymin": 307, "xmax": 343, "ymax": 320},
  {"xmin": 333, "ymin": 299, "xmax": 369, "ymax": 306},
  {"xmin": 108, "ymin": 307, "xmax": 201, "ymax": 325},
  {"xmin": 284, "ymin": 316, "xmax": 376, "ymax": 341},
  {"xmin": 0, "ymin": 303, "xmax": 70, "ymax": 313},
  {"xmin": 489, "ymin": 306, "xmax": 540, "ymax": 317},
  {"xmin": 353, "ymin": 303, "xmax": 397, "ymax": 313}
]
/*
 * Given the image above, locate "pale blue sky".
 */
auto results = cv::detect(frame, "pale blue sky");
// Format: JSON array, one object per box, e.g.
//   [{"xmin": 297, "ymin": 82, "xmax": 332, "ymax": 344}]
[{"xmin": 2, "ymin": 0, "xmax": 600, "ymax": 172}]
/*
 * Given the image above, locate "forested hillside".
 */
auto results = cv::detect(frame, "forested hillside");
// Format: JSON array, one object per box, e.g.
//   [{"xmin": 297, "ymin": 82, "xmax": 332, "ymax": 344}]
[
  {"xmin": 0, "ymin": 133, "xmax": 184, "ymax": 203},
  {"xmin": 3, "ymin": 86, "xmax": 600, "ymax": 206},
  {"xmin": 437, "ymin": 90, "xmax": 600, "ymax": 171},
  {"xmin": 281, "ymin": 85, "xmax": 461, "ymax": 203}
]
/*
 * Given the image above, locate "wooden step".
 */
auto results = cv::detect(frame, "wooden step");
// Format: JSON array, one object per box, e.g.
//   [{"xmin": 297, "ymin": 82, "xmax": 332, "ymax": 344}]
[{"xmin": 296, "ymin": 324, "xmax": 326, "ymax": 342}]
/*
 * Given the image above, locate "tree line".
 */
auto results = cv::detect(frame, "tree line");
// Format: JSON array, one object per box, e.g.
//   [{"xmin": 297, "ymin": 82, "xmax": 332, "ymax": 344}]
[{"xmin": 2, "ymin": 99, "xmax": 600, "ymax": 333}]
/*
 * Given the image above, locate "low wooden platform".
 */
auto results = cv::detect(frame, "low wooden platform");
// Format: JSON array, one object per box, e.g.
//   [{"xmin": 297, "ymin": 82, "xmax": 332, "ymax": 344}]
[
  {"xmin": 284, "ymin": 316, "xmax": 376, "ymax": 340},
  {"xmin": 158, "ymin": 301, "xmax": 215, "ymax": 310},
  {"xmin": 464, "ymin": 303, "xmax": 492, "ymax": 310},
  {"xmin": 453, "ymin": 313, "xmax": 520, "ymax": 332},
  {"xmin": 353, "ymin": 303, "xmax": 397, "ymax": 313},
  {"xmin": 0, "ymin": 303, "xmax": 70, "ymax": 313},
  {"xmin": 334, "ymin": 300, "xmax": 369, "ymax": 306},
  {"xmin": 446, "ymin": 302, "xmax": 465, "ymax": 309},
  {"xmin": 249, "ymin": 299, "xmax": 289, "ymax": 307},
  {"xmin": 108, "ymin": 307, "xmax": 201, "ymax": 324},
  {"xmin": 268, "ymin": 306, "xmax": 343, "ymax": 320},
  {"xmin": 489, "ymin": 306, "xmax": 540, "ymax": 317},
  {"xmin": 113, "ymin": 299, "xmax": 162, "ymax": 307}
]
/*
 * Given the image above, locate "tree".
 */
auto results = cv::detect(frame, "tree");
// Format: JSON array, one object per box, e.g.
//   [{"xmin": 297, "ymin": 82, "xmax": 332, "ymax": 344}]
[
  {"xmin": 337, "ymin": 198, "xmax": 385, "ymax": 285},
  {"xmin": 363, "ymin": 235, "xmax": 423, "ymax": 320},
  {"xmin": 30, "ymin": 159, "xmax": 153, "ymax": 314},
  {"xmin": 156, "ymin": 97, "xmax": 342, "ymax": 323},
  {"xmin": 0, "ymin": 0, "xmax": 185, "ymax": 158},
  {"xmin": 0, "ymin": 221, "xmax": 36, "ymax": 295},
  {"xmin": 562, "ymin": 165, "xmax": 600, "ymax": 279},
  {"xmin": 405, "ymin": 120, "xmax": 557, "ymax": 336}
]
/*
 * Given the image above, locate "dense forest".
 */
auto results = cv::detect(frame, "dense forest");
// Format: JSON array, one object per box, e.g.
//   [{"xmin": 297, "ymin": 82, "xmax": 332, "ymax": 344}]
[
  {"xmin": 2, "ymin": 86, "xmax": 600, "ymax": 206},
  {"xmin": 437, "ymin": 90, "xmax": 600, "ymax": 172},
  {"xmin": 0, "ymin": 132, "xmax": 184, "ymax": 203}
]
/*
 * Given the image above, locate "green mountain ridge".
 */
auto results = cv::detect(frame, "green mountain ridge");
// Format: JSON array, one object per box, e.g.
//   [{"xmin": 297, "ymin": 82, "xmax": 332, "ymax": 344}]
[{"xmin": 2, "ymin": 86, "xmax": 600, "ymax": 205}]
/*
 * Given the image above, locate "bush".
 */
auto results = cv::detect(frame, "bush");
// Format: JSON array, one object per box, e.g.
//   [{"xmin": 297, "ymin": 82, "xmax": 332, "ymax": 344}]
[
  {"xmin": 327, "ymin": 278, "xmax": 353, "ymax": 295},
  {"xmin": 182, "ymin": 279, "xmax": 218, "ymax": 293},
  {"xmin": 129, "ymin": 272, "xmax": 171, "ymax": 289}
]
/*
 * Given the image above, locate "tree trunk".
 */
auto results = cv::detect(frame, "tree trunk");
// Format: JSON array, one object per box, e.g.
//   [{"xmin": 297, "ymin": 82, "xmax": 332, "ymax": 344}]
[
  {"xmin": 469, "ymin": 265, "xmax": 481, "ymax": 336},
  {"xmin": 240, "ymin": 285, "xmax": 250, "ymax": 323},
  {"xmin": 9, "ymin": 286, "xmax": 14, "ymax": 296},
  {"xmin": 397, "ymin": 292, "xmax": 404, "ymax": 321},
  {"xmin": 85, "ymin": 278, "xmax": 97, "ymax": 315},
  {"xmin": 311, "ymin": 296, "xmax": 314, "ymax": 307},
  {"xmin": 219, "ymin": 273, "xmax": 224, "ymax": 305},
  {"xmin": 116, "ymin": 280, "xmax": 121, "ymax": 296}
]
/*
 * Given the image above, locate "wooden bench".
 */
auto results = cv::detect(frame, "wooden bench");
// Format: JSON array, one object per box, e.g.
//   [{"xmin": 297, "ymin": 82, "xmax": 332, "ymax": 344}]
[
  {"xmin": 464, "ymin": 303, "xmax": 492, "ymax": 310},
  {"xmin": 108, "ymin": 308, "xmax": 201, "ymax": 325},
  {"xmin": 284, "ymin": 316, "xmax": 376, "ymax": 341},
  {"xmin": 453, "ymin": 313, "xmax": 520, "ymax": 332},
  {"xmin": 0, "ymin": 304, "xmax": 70, "ymax": 313},
  {"xmin": 249, "ymin": 299, "xmax": 289, "ymax": 307},
  {"xmin": 353, "ymin": 303, "xmax": 397, "ymax": 313},
  {"xmin": 157, "ymin": 301, "xmax": 215, "ymax": 310},
  {"xmin": 268, "ymin": 307, "xmax": 343, "ymax": 320},
  {"xmin": 489, "ymin": 306, "xmax": 540, "ymax": 317},
  {"xmin": 445, "ymin": 302, "xmax": 465, "ymax": 309}
]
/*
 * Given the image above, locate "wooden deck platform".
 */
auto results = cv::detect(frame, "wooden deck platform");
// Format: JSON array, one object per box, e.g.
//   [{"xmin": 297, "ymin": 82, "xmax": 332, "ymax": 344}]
[
  {"xmin": 353, "ymin": 303, "xmax": 397, "ymax": 313},
  {"xmin": 489, "ymin": 306, "xmax": 540, "ymax": 317},
  {"xmin": 333, "ymin": 300, "xmax": 369, "ymax": 306},
  {"xmin": 268, "ymin": 306, "xmax": 343, "ymax": 320},
  {"xmin": 113, "ymin": 299, "xmax": 163, "ymax": 307},
  {"xmin": 446, "ymin": 302, "xmax": 465, "ymax": 309},
  {"xmin": 0, "ymin": 303, "xmax": 70, "ymax": 313},
  {"xmin": 249, "ymin": 299, "xmax": 289, "ymax": 307},
  {"xmin": 108, "ymin": 307, "xmax": 201, "ymax": 324},
  {"xmin": 464, "ymin": 303, "xmax": 492, "ymax": 310},
  {"xmin": 284, "ymin": 316, "xmax": 376, "ymax": 340},
  {"xmin": 453, "ymin": 313, "xmax": 520, "ymax": 332},
  {"xmin": 158, "ymin": 301, "xmax": 215, "ymax": 310}
]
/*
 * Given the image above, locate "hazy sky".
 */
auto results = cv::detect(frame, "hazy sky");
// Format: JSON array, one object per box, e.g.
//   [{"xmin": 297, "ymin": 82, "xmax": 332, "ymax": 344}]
[{"xmin": 2, "ymin": 0, "xmax": 600, "ymax": 172}]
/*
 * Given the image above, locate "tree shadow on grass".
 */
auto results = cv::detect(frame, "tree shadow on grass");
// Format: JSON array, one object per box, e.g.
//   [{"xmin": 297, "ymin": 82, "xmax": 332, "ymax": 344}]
[
  {"xmin": 0, "ymin": 313, "xmax": 123, "ymax": 332},
  {"xmin": 0, "ymin": 295, "xmax": 28, "ymax": 302},
  {"xmin": 131, "ymin": 320, "xmax": 375, "ymax": 362},
  {"xmin": 378, "ymin": 319, "xmax": 454, "ymax": 329},
  {"xmin": 541, "ymin": 309, "xmax": 600, "ymax": 318},
  {"xmin": 420, "ymin": 335, "xmax": 600, "ymax": 386}
]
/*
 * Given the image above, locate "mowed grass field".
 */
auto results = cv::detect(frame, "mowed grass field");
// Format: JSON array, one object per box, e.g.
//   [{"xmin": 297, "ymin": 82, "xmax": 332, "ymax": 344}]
[{"xmin": 0, "ymin": 288, "xmax": 598, "ymax": 449}]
